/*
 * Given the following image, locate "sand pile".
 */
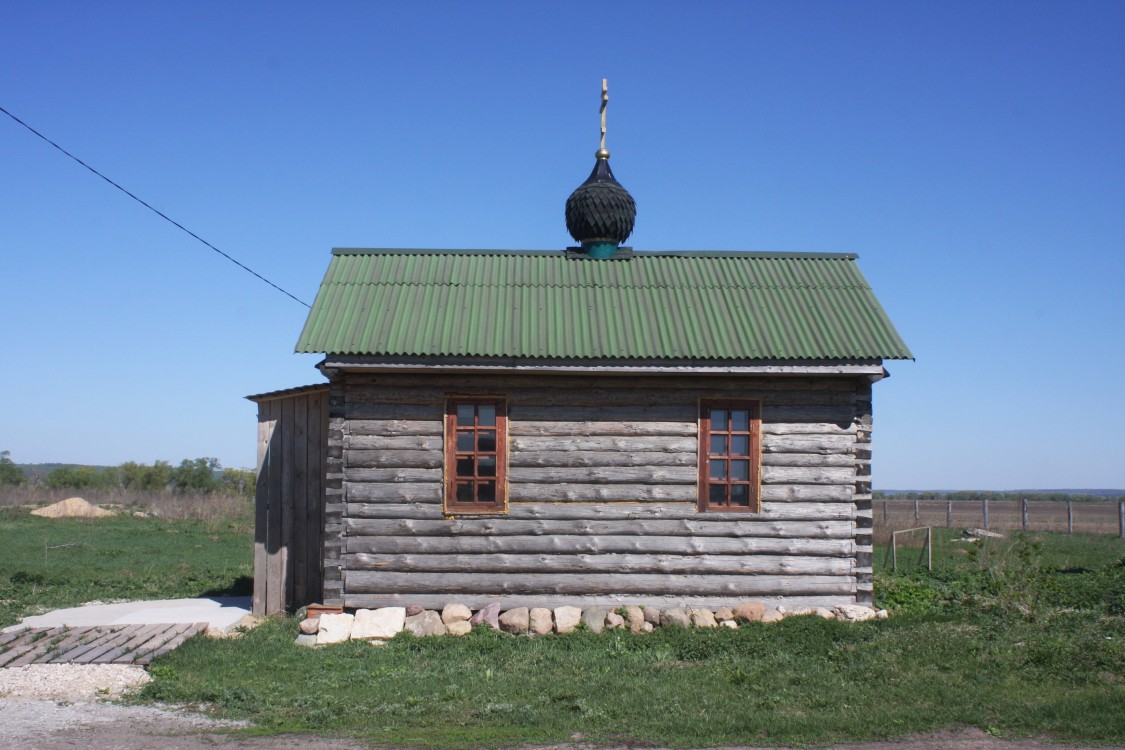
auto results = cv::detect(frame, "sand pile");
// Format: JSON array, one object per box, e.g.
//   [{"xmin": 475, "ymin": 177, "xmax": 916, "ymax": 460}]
[{"xmin": 30, "ymin": 497, "xmax": 117, "ymax": 518}]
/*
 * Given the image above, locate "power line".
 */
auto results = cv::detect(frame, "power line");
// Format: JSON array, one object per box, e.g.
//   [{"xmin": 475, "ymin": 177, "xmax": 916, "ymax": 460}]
[{"xmin": 0, "ymin": 105, "xmax": 310, "ymax": 308}]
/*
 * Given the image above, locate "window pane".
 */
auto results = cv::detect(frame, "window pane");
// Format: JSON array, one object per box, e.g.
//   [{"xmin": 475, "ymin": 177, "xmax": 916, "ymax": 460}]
[
  {"xmin": 709, "ymin": 484, "xmax": 727, "ymax": 504},
  {"xmin": 456, "ymin": 404, "xmax": 475, "ymax": 424},
  {"xmin": 709, "ymin": 460, "xmax": 726, "ymax": 481},
  {"xmin": 478, "ymin": 457, "xmax": 496, "ymax": 477},
  {"xmin": 478, "ymin": 405, "xmax": 496, "ymax": 426},
  {"xmin": 456, "ymin": 433, "xmax": 474, "ymax": 452},
  {"xmin": 478, "ymin": 481, "xmax": 496, "ymax": 503},
  {"xmin": 456, "ymin": 457, "xmax": 475, "ymax": 477},
  {"xmin": 731, "ymin": 435, "xmax": 750, "ymax": 456},
  {"xmin": 456, "ymin": 482, "xmax": 473, "ymax": 502},
  {"xmin": 710, "ymin": 434, "xmax": 726, "ymax": 456},
  {"xmin": 731, "ymin": 409, "xmax": 749, "ymax": 431},
  {"xmin": 731, "ymin": 460, "xmax": 750, "ymax": 481},
  {"xmin": 710, "ymin": 409, "xmax": 727, "ymax": 430},
  {"xmin": 478, "ymin": 430, "xmax": 496, "ymax": 452},
  {"xmin": 730, "ymin": 484, "xmax": 750, "ymax": 506}
]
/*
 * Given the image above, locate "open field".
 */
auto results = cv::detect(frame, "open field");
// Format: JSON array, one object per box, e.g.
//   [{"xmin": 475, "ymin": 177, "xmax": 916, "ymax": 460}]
[{"xmin": 0, "ymin": 508, "xmax": 252, "ymax": 629}]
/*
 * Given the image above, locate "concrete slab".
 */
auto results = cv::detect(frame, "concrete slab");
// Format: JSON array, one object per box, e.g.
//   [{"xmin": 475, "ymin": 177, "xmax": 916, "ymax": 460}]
[{"xmin": 3, "ymin": 597, "xmax": 251, "ymax": 635}]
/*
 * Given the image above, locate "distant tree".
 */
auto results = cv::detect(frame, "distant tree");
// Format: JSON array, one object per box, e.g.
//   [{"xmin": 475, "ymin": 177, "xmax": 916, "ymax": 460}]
[
  {"xmin": 45, "ymin": 465, "xmax": 116, "ymax": 490},
  {"xmin": 220, "ymin": 467, "xmax": 256, "ymax": 498},
  {"xmin": 120, "ymin": 460, "xmax": 172, "ymax": 492},
  {"xmin": 0, "ymin": 451, "xmax": 26, "ymax": 485},
  {"xmin": 171, "ymin": 457, "xmax": 221, "ymax": 493}
]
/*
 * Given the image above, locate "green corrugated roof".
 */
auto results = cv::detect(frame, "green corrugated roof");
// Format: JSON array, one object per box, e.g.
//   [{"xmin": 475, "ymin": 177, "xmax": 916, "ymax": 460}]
[{"xmin": 295, "ymin": 249, "xmax": 913, "ymax": 361}]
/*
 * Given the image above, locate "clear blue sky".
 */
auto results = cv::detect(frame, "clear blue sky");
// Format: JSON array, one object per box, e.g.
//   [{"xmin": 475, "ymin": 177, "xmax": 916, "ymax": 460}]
[{"xmin": 2, "ymin": 1, "xmax": 1122, "ymax": 490}]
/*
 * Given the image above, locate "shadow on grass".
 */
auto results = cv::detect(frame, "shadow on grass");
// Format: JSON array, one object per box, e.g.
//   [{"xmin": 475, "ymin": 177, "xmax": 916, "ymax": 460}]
[{"xmin": 201, "ymin": 575, "xmax": 253, "ymax": 598}]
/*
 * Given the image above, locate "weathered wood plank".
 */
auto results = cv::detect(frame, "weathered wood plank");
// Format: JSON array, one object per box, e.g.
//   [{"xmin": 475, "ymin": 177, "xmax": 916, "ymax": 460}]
[
  {"xmin": 344, "ymin": 593, "xmax": 856, "ymax": 610},
  {"xmin": 762, "ymin": 453, "xmax": 855, "ymax": 467},
  {"xmin": 348, "ymin": 450, "xmax": 443, "ymax": 469},
  {"xmin": 508, "ymin": 466, "xmax": 698, "ymax": 484},
  {"xmin": 88, "ymin": 623, "xmax": 169, "ymax": 664},
  {"xmin": 510, "ymin": 436, "xmax": 695, "ymax": 453},
  {"xmin": 510, "ymin": 421, "xmax": 696, "ymax": 437},
  {"xmin": 346, "ymin": 435, "xmax": 444, "ymax": 451},
  {"xmin": 508, "ymin": 483, "xmax": 697, "ymax": 502},
  {"xmin": 346, "ymin": 482, "xmax": 442, "ymax": 503},
  {"xmin": 348, "ymin": 553, "xmax": 853, "ymax": 576},
  {"xmin": 345, "ymin": 571, "xmax": 854, "ymax": 596},
  {"xmin": 346, "ymin": 501, "xmax": 855, "ymax": 522},
  {"xmin": 306, "ymin": 390, "xmax": 326, "ymax": 607},
  {"xmin": 761, "ymin": 466, "xmax": 855, "ymax": 485},
  {"xmin": 280, "ymin": 396, "xmax": 296, "ymax": 610},
  {"xmin": 348, "ymin": 419, "xmax": 443, "ymax": 437},
  {"xmin": 510, "ymin": 451, "xmax": 695, "ymax": 468},
  {"xmin": 345, "ymin": 467, "xmax": 442, "ymax": 483},
  {"xmin": 252, "ymin": 403, "xmax": 273, "ymax": 616},
  {"xmin": 134, "ymin": 623, "xmax": 207, "ymax": 665},
  {"xmin": 344, "ymin": 517, "xmax": 854, "ymax": 539},
  {"xmin": 761, "ymin": 422, "xmax": 856, "ymax": 435},
  {"xmin": 0, "ymin": 627, "xmax": 70, "ymax": 666},
  {"xmin": 763, "ymin": 484, "xmax": 854, "ymax": 502},
  {"xmin": 347, "ymin": 534, "xmax": 854, "ymax": 557},
  {"xmin": 761, "ymin": 405, "xmax": 855, "ymax": 422},
  {"xmin": 762, "ymin": 435, "xmax": 855, "ymax": 454},
  {"xmin": 265, "ymin": 399, "xmax": 284, "ymax": 617},
  {"xmin": 292, "ymin": 393, "xmax": 309, "ymax": 611},
  {"xmin": 345, "ymin": 373, "xmax": 856, "ymax": 393},
  {"xmin": 344, "ymin": 403, "xmax": 442, "ymax": 420},
  {"xmin": 511, "ymin": 405, "xmax": 696, "ymax": 422}
]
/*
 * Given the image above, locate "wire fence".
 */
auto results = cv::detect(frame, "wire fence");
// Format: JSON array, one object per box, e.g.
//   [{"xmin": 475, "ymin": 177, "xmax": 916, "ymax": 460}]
[{"xmin": 875, "ymin": 498, "xmax": 1125, "ymax": 537}]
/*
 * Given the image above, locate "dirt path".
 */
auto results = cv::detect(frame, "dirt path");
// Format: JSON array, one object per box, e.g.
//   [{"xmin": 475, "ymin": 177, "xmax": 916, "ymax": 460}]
[{"xmin": 1, "ymin": 698, "xmax": 1120, "ymax": 750}]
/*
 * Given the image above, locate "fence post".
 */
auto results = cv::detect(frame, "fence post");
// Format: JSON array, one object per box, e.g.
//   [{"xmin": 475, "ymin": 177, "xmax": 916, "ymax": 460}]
[
  {"xmin": 913, "ymin": 498, "xmax": 919, "ymax": 522},
  {"xmin": 1067, "ymin": 500, "xmax": 1073, "ymax": 534},
  {"xmin": 983, "ymin": 497, "xmax": 989, "ymax": 529},
  {"xmin": 883, "ymin": 500, "xmax": 888, "ymax": 523},
  {"xmin": 946, "ymin": 499, "xmax": 953, "ymax": 528},
  {"xmin": 1022, "ymin": 498, "xmax": 1028, "ymax": 531},
  {"xmin": 1120, "ymin": 502, "xmax": 1124, "ymax": 539}
]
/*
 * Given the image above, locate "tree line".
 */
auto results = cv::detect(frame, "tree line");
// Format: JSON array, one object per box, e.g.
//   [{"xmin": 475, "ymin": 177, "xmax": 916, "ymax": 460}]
[
  {"xmin": 874, "ymin": 490, "xmax": 1124, "ymax": 504},
  {"xmin": 0, "ymin": 451, "xmax": 254, "ymax": 498}
]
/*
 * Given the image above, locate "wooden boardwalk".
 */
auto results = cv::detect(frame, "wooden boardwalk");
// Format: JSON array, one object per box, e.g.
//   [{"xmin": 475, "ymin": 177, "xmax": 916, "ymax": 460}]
[{"xmin": 0, "ymin": 622, "xmax": 207, "ymax": 667}]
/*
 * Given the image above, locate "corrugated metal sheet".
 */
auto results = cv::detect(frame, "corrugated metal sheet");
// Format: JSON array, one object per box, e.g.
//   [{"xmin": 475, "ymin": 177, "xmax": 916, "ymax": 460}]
[{"xmin": 295, "ymin": 249, "xmax": 913, "ymax": 361}]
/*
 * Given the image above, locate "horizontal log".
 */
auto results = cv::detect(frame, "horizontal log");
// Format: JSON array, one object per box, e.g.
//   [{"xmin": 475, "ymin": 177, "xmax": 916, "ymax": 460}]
[
  {"xmin": 761, "ymin": 454, "xmax": 855, "ymax": 468},
  {"xmin": 510, "ymin": 421, "xmax": 696, "ymax": 437},
  {"xmin": 345, "ymin": 571, "xmax": 855, "ymax": 597},
  {"xmin": 348, "ymin": 553, "xmax": 853, "ymax": 576},
  {"xmin": 761, "ymin": 466, "xmax": 855, "ymax": 485},
  {"xmin": 761, "ymin": 422, "xmax": 855, "ymax": 435},
  {"xmin": 510, "ymin": 451, "xmax": 695, "ymax": 468},
  {"xmin": 508, "ymin": 484, "xmax": 697, "ymax": 502},
  {"xmin": 510, "ymin": 436, "xmax": 695, "ymax": 453},
  {"xmin": 345, "ymin": 482, "xmax": 441, "ymax": 503},
  {"xmin": 347, "ymin": 501, "xmax": 855, "ymax": 522},
  {"xmin": 348, "ymin": 419, "xmax": 442, "ymax": 437},
  {"xmin": 344, "ymin": 518, "xmax": 853, "ymax": 539},
  {"xmin": 763, "ymin": 484, "xmax": 854, "ymax": 502},
  {"xmin": 761, "ymin": 405, "xmax": 854, "ymax": 423},
  {"xmin": 762, "ymin": 434, "xmax": 855, "ymax": 454},
  {"xmin": 344, "ymin": 403, "xmax": 441, "ymax": 420},
  {"xmin": 343, "ymin": 593, "xmax": 857, "ymax": 611},
  {"xmin": 345, "ymin": 467, "xmax": 441, "ymax": 483},
  {"xmin": 347, "ymin": 534, "xmax": 855, "ymax": 557},
  {"xmin": 512, "ymin": 405, "xmax": 695, "ymax": 422},
  {"xmin": 347, "ymin": 450, "xmax": 442, "ymax": 469},
  {"xmin": 346, "ymin": 435, "xmax": 443, "ymax": 451},
  {"xmin": 509, "ymin": 466, "xmax": 697, "ymax": 484}
]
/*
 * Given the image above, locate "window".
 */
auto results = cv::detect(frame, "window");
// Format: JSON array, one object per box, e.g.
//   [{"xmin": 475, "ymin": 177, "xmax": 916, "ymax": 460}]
[
  {"xmin": 444, "ymin": 397, "xmax": 507, "ymax": 513},
  {"xmin": 699, "ymin": 400, "xmax": 761, "ymax": 512}
]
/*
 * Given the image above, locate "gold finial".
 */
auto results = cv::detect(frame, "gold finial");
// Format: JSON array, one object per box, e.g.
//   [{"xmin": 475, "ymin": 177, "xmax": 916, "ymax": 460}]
[{"xmin": 597, "ymin": 78, "xmax": 610, "ymax": 159}]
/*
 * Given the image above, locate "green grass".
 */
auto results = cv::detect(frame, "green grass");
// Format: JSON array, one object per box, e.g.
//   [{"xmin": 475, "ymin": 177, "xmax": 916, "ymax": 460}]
[
  {"xmin": 0, "ymin": 508, "xmax": 252, "ymax": 628},
  {"xmin": 140, "ymin": 611, "xmax": 1125, "ymax": 748}
]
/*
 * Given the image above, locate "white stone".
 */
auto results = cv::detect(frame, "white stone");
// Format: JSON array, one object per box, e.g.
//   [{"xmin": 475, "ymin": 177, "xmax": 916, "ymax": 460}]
[
  {"xmin": 720, "ymin": 619, "xmax": 739, "ymax": 629},
  {"xmin": 315, "ymin": 613, "xmax": 354, "ymax": 645},
  {"xmin": 446, "ymin": 620, "xmax": 472, "ymax": 636},
  {"xmin": 814, "ymin": 607, "xmax": 836, "ymax": 620},
  {"xmin": 441, "ymin": 603, "xmax": 472, "ymax": 625},
  {"xmin": 834, "ymin": 605, "xmax": 878, "ymax": 622},
  {"xmin": 876, "ymin": 609, "xmax": 889, "ymax": 620},
  {"xmin": 351, "ymin": 607, "xmax": 405, "ymax": 640},
  {"xmin": 554, "ymin": 606, "xmax": 582, "ymax": 634}
]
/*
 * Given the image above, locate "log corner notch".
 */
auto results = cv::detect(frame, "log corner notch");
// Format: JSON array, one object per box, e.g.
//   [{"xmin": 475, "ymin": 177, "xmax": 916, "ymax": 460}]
[{"xmin": 248, "ymin": 384, "xmax": 330, "ymax": 615}]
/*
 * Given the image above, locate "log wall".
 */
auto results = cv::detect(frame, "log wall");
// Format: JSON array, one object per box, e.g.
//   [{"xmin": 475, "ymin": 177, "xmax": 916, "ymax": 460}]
[
  {"xmin": 252, "ymin": 387, "xmax": 330, "ymax": 615},
  {"xmin": 332, "ymin": 372, "xmax": 874, "ymax": 610}
]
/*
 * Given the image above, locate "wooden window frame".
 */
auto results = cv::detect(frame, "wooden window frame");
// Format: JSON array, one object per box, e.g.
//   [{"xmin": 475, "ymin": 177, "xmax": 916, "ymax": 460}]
[
  {"xmin": 698, "ymin": 399, "xmax": 762, "ymax": 513},
  {"xmin": 444, "ymin": 396, "xmax": 508, "ymax": 515}
]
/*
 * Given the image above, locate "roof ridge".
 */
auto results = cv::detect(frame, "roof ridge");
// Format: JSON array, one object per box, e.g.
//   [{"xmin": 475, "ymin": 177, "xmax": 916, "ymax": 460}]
[{"xmin": 330, "ymin": 247, "xmax": 859, "ymax": 260}]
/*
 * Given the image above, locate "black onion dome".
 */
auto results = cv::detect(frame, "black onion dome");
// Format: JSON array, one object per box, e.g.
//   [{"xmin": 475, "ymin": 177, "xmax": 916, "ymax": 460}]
[{"xmin": 565, "ymin": 156, "xmax": 636, "ymax": 245}]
